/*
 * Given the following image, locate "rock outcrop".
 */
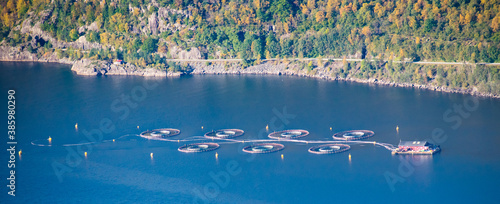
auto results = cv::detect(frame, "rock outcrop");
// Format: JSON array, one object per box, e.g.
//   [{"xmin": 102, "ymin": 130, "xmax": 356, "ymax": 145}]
[
  {"xmin": 0, "ymin": 45, "xmax": 72, "ymax": 63},
  {"xmin": 148, "ymin": 12, "xmax": 159, "ymax": 35},
  {"xmin": 71, "ymin": 59, "xmax": 181, "ymax": 77},
  {"xmin": 18, "ymin": 18, "xmax": 102, "ymax": 50},
  {"xmin": 169, "ymin": 46, "xmax": 202, "ymax": 59}
]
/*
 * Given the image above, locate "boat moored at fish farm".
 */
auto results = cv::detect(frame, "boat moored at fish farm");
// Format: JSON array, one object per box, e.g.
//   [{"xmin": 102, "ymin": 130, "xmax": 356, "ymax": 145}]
[{"xmin": 392, "ymin": 141, "xmax": 441, "ymax": 155}]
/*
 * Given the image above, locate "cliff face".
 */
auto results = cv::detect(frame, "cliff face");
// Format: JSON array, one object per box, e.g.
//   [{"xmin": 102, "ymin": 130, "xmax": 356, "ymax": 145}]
[
  {"xmin": 0, "ymin": 46, "xmax": 178, "ymax": 77},
  {"xmin": 0, "ymin": 45, "xmax": 72, "ymax": 63},
  {"xmin": 0, "ymin": 16, "xmax": 101, "ymax": 63},
  {"xmin": 168, "ymin": 46, "xmax": 202, "ymax": 59},
  {"xmin": 71, "ymin": 59, "xmax": 180, "ymax": 77},
  {"xmin": 18, "ymin": 19, "xmax": 103, "ymax": 50},
  {"xmin": 0, "ymin": 46, "xmax": 41, "ymax": 61}
]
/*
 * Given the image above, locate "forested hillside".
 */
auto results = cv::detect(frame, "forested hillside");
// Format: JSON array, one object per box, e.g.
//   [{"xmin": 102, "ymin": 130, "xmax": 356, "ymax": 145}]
[
  {"xmin": 2, "ymin": 0, "xmax": 500, "ymax": 63},
  {"xmin": 1, "ymin": 0, "xmax": 500, "ymax": 96}
]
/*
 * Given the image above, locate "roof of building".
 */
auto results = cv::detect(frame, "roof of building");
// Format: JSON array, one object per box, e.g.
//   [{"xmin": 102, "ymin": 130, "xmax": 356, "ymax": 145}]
[{"xmin": 399, "ymin": 141, "xmax": 429, "ymax": 147}]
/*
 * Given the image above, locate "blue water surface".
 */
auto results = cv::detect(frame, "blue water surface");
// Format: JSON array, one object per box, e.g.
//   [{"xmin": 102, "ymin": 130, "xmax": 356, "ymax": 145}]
[{"xmin": 1, "ymin": 62, "xmax": 499, "ymax": 203}]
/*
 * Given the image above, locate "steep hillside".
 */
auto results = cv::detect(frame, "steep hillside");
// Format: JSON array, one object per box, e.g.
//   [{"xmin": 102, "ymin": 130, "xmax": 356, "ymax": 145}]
[{"xmin": 1, "ymin": 0, "xmax": 499, "ymax": 96}]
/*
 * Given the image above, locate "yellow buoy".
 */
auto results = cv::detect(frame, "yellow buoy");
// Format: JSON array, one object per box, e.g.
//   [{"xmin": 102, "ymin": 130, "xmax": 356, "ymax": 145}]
[
  {"xmin": 150, "ymin": 153, "xmax": 153, "ymax": 158},
  {"xmin": 201, "ymin": 126, "xmax": 204, "ymax": 129},
  {"xmin": 75, "ymin": 123, "xmax": 78, "ymax": 130},
  {"xmin": 396, "ymin": 125, "xmax": 399, "ymax": 133},
  {"xmin": 18, "ymin": 150, "xmax": 22, "ymax": 156},
  {"xmin": 48, "ymin": 136, "xmax": 52, "ymax": 142},
  {"xmin": 330, "ymin": 127, "xmax": 332, "ymax": 131},
  {"xmin": 266, "ymin": 124, "xmax": 269, "ymax": 131},
  {"xmin": 349, "ymin": 153, "xmax": 351, "ymax": 159},
  {"xmin": 177, "ymin": 140, "xmax": 180, "ymax": 143},
  {"xmin": 113, "ymin": 139, "xmax": 115, "ymax": 142},
  {"xmin": 281, "ymin": 154, "xmax": 284, "ymax": 159},
  {"xmin": 137, "ymin": 126, "xmax": 140, "ymax": 129},
  {"xmin": 215, "ymin": 152, "xmax": 218, "ymax": 159},
  {"xmin": 84, "ymin": 152, "xmax": 87, "ymax": 157}
]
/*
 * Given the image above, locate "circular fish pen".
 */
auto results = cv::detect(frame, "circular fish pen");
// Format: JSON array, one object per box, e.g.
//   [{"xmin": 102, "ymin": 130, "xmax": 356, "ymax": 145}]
[
  {"xmin": 308, "ymin": 144, "xmax": 351, "ymax": 154},
  {"xmin": 178, "ymin": 143, "xmax": 220, "ymax": 153},
  {"xmin": 204, "ymin": 129, "xmax": 245, "ymax": 139},
  {"xmin": 268, "ymin": 130, "xmax": 309, "ymax": 139},
  {"xmin": 242, "ymin": 143, "xmax": 285, "ymax": 154},
  {"xmin": 139, "ymin": 128, "xmax": 181, "ymax": 139},
  {"xmin": 332, "ymin": 130, "xmax": 374, "ymax": 140}
]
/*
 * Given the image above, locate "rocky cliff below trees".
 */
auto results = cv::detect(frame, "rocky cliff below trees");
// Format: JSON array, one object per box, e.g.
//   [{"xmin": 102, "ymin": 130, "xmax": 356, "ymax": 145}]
[
  {"xmin": 1, "ymin": 48, "xmax": 499, "ymax": 98},
  {"xmin": 0, "ymin": 45, "xmax": 67, "ymax": 62},
  {"xmin": 0, "ymin": 46, "xmax": 180, "ymax": 77},
  {"xmin": 71, "ymin": 59, "xmax": 180, "ymax": 77},
  {"xmin": 183, "ymin": 61, "xmax": 500, "ymax": 98}
]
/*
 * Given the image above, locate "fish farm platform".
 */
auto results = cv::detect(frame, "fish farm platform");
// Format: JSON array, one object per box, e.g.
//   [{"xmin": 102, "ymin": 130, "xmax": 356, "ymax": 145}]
[{"xmin": 392, "ymin": 147, "xmax": 441, "ymax": 155}]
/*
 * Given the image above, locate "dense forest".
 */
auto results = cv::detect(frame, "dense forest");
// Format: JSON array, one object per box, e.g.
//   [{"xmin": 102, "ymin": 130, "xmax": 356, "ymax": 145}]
[
  {"xmin": 2, "ymin": 0, "xmax": 500, "ymax": 62},
  {"xmin": 1, "ymin": 0, "xmax": 500, "ymax": 95}
]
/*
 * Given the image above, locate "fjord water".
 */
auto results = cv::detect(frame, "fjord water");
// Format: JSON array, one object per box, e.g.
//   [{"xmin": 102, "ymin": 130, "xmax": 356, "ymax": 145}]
[{"xmin": 1, "ymin": 62, "xmax": 499, "ymax": 203}]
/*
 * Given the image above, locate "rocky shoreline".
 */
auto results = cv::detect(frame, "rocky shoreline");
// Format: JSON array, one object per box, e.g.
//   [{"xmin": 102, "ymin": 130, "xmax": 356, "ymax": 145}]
[
  {"xmin": 0, "ymin": 45, "xmax": 73, "ymax": 64},
  {"xmin": 187, "ymin": 61, "xmax": 500, "ymax": 99},
  {"xmin": 0, "ymin": 47, "xmax": 180, "ymax": 77},
  {"xmin": 1, "ymin": 50, "xmax": 498, "ymax": 98},
  {"xmin": 70, "ymin": 59, "xmax": 181, "ymax": 77}
]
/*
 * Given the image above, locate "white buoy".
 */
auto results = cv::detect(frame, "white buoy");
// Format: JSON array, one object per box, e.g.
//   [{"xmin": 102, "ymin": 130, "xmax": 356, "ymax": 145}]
[{"xmin": 215, "ymin": 152, "xmax": 218, "ymax": 159}]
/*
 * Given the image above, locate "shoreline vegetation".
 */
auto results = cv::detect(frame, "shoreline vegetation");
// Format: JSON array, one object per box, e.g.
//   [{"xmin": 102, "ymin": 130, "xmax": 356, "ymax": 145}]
[
  {"xmin": 1, "ymin": 0, "xmax": 500, "ymax": 97},
  {"xmin": 1, "ymin": 55, "xmax": 499, "ymax": 98}
]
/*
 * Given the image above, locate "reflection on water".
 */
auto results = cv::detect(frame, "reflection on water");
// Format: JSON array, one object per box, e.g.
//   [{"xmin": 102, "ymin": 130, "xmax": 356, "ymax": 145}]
[{"xmin": 0, "ymin": 62, "xmax": 499, "ymax": 203}]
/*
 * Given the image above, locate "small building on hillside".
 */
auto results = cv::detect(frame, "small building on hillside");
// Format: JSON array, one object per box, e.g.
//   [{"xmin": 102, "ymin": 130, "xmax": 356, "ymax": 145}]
[
  {"xmin": 398, "ymin": 141, "xmax": 430, "ymax": 151},
  {"xmin": 113, "ymin": 59, "xmax": 123, "ymax": 65}
]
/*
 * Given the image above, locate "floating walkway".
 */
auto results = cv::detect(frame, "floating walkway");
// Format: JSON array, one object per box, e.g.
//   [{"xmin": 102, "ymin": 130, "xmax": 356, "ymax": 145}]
[
  {"xmin": 332, "ymin": 130, "xmax": 374, "ymax": 140},
  {"xmin": 204, "ymin": 129, "xmax": 245, "ymax": 139},
  {"xmin": 178, "ymin": 143, "xmax": 220, "ymax": 153}
]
